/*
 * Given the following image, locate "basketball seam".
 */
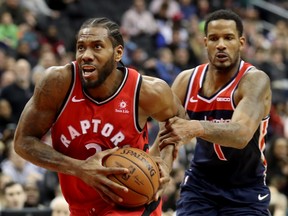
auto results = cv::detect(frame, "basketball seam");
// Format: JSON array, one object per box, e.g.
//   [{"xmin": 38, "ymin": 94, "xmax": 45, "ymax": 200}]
[
  {"xmin": 106, "ymin": 154, "xmax": 156, "ymax": 194},
  {"xmin": 109, "ymin": 175, "xmax": 149, "ymax": 207}
]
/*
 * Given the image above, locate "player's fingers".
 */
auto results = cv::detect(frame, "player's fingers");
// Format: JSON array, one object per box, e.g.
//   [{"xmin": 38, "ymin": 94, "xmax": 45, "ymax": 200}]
[
  {"xmin": 159, "ymin": 175, "xmax": 170, "ymax": 185},
  {"xmin": 159, "ymin": 138, "xmax": 177, "ymax": 150},
  {"xmin": 100, "ymin": 166, "xmax": 129, "ymax": 175},
  {"xmin": 154, "ymin": 188, "xmax": 165, "ymax": 201},
  {"xmin": 151, "ymin": 156, "xmax": 162, "ymax": 164},
  {"xmin": 99, "ymin": 147, "xmax": 120, "ymax": 158},
  {"xmin": 96, "ymin": 184, "xmax": 126, "ymax": 204},
  {"xmin": 100, "ymin": 176, "xmax": 129, "ymax": 193},
  {"xmin": 173, "ymin": 147, "xmax": 179, "ymax": 160},
  {"xmin": 88, "ymin": 147, "xmax": 120, "ymax": 162},
  {"xmin": 165, "ymin": 116, "xmax": 178, "ymax": 127},
  {"xmin": 100, "ymin": 193, "xmax": 115, "ymax": 206}
]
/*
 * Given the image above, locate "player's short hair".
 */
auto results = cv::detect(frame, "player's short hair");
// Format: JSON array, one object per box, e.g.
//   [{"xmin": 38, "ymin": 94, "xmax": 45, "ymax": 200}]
[
  {"xmin": 204, "ymin": 9, "xmax": 244, "ymax": 37},
  {"xmin": 77, "ymin": 17, "xmax": 124, "ymax": 48}
]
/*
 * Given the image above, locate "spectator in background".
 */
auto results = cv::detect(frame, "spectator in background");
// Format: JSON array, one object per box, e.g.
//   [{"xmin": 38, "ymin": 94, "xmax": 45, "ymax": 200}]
[
  {"xmin": 152, "ymin": 1, "xmax": 177, "ymax": 49},
  {"xmin": 40, "ymin": 24, "xmax": 66, "ymax": 57},
  {"xmin": 0, "ymin": 70, "xmax": 16, "ymax": 91},
  {"xmin": 32, "ymin": 50, "xmax": 58, "ymax": 76},
  {"xmin": 23, "ymin": 180, "xmax": 45, "ymax": 208},
  {"xmin": 128, "ymin": 47, "xmax": 148, "ymax": 74},
  {"xmin": 0, "ymin": 48, "xmax": 9, "ymax": 75},
  {"xmin": 121, "ymin": 0, "xmax": 158, "ymax": 56},
  {"xmin": 178, "ymin": 0, "xmax": 197, "ymax": 21},
  {"xmin": 195, "ymin": 0, "xmax": 210, "ymax": 20},
  {"xmin": 269, "ymin": 184, "xmax": 287, "ymax": 216},
  {"xmin": 31, "ymin": 50, "xmax": 58, "ymax": 89},
  {"xmin": 266, "ymin": 136, "xmax": 288, "ymax": 216},
  {"xmin": 2, "ymin": 181, "xmax": 27, "ymax": 210},
  {"xmin": 39, "ymin": 170, "xmax": 59, "ymax": 206},
  {"xmin": 0, "ymin": 0, "xmax": 26, "ymax": 26},
  {"xmin": 266, "ymin": 136, "xmax": 288, "ymax": 197},
  {"xmin": 167, "ymin": 27, "xmax": 188, "ymax": 53},
  {"xmin": 267, "ymin": 19, "xmax": 288, "ymax": 44},
  {"xmin": 120, "ymin": 29, "xmax": 138, "ymax": 66},
  {"xmin": 4, "ymin": 53, "xmax": 17, "ymax": 71},
  {"xmin": 58, "ymin": 51, "xmax": 74, "ymax": 66},
  {"xmin": 1, "ymin": 139, "xmax": 44, "ymax": 185},
  {"xmin": 186, "ymin": 14, "xmax": 206, "ymax": 65},
  {"xmin": 173, "ymin": 46, "xmax": 193, "ymax": 71},
  {"xmin": 50, "ymin": 195, "xmax": 69, "ymax": 216},
  {"xmin": 0, "ymin": 99, "xmax": 12, "ymax": 137},
  {"xmin": 157, "ymin": 6, "xmax": 186, "ymax": 49},
  {"xmin": 268, "ymin": 102, "xmax": 285, "ymax": 138},
  {"xmin": 266, "ymin": 49, "xmax": 288, "ymax": 103},
  {"xmin": 0, "ymin": 173, "xmax": 12, "ymax": 209},
  {"xmin": 19, "ymin": 0, "xmax": 60, "ymax": 31},
  {"xmin": 149, "ymin": 0, "xmax": 181, "ymax": 20},
  {"xmin": 145, "ymin": 47, "xmax": 181, "ymax": 85},
  {"xmin": 0, "ymin": 12, "xmax": 19, "ymax": 51},
  {"xmin": 15, "ymin": 9, "xmax": 42, "ymax": 67},
  {"xmin": 0, "ymin": 59, "xmax": 33, "ymax": 124},
  {"xmin": 15, "ymin": 40, "xmax": 38, "ymax": 68}
]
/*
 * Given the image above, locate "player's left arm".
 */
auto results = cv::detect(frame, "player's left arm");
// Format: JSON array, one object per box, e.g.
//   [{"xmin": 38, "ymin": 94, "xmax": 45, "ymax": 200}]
[
  {"xmin": 139, "ymin": 76, "xmax": 185, "ymax": 160},
  {"xmin": 139, "ymin": 76, "xmax": 186, "ymax": 200}
]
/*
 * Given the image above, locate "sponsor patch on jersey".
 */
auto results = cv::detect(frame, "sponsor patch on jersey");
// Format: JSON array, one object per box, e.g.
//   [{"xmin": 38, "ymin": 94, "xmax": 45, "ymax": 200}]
[
  {"xmin": 216, "ymin": 97, "xmax": 231, "ymax": 102},
  {"xmin": 115, "ymin": 100, "xmax": 130, "ymax": 114}
]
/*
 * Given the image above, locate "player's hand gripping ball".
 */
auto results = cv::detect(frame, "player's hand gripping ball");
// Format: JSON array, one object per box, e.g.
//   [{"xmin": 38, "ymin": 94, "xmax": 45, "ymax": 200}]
[{"xmin": 103, "ymin": 147, "xmax": 160, "ymax": 208}]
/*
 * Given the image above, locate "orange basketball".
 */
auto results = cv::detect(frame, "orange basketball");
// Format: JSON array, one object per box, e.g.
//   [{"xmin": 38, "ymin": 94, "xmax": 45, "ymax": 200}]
[{"xmin": 103, "ymin": 147, "xmax": 160, "ymax": 208}]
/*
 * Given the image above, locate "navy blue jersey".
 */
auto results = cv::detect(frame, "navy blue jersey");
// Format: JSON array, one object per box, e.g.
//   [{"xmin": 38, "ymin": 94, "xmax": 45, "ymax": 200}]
[{"xmin": 184, "ymin": 60, "xmax": 269, "ymax": 187}]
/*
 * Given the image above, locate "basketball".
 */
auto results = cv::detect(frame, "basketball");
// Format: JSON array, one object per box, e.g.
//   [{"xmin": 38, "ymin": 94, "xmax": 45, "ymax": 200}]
[{"xmin": 103, "ymin": 147, "xmax": 160, "ymax": 208}]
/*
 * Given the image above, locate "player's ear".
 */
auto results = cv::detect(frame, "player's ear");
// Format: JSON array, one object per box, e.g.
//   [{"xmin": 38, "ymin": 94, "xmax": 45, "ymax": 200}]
[
  {"xmin": 239, "ymin": 36, "xmax": 245, "ymax": 50},
  {"xmin": 115, "ymin": 45, "xmax": 123, "ymax": 62}
]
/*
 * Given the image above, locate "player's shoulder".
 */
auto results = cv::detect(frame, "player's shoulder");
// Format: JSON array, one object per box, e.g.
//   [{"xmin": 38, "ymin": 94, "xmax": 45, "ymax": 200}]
[
  {"xmin": 141, "ymin": 75, "xmax": 173, "ymax": 100},
  {"xmin": 40, "ymin": 63, "xmax": 72, "ymax": 85},
  {"xmin": 142, "ymin": 74, "xmax": 166, "ymax": 84},
  {"xmin": 35, "ymin": 63, "xmax": 73, "ymax": 95},
  {"xmin": 174, "ymin": 68, "xmax": 194, "ymax": 82},
  {"xmin": 237, "ymin": 65, "xmax": 271, "ymax": 99},
  {"xmin": 243, "ymin": 66, "xmax": 271, "ymax": 84},
  {"xmin": 45, "ymin": 63, "xmax": 72, "ymax": 77},
  {"xmin": 171, "ymin": 68, "xmax": 195, "ymax": 92}
]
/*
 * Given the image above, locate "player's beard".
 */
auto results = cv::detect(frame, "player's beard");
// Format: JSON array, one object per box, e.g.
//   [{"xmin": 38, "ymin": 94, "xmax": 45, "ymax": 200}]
[
  {"xmin": 83, "ymin": 56, "xmax": 115, "ymax": 89},
  {"xmin": 212, "ymin": 55, "xmax": 240, "ymax": 74},
  {"xmin": 215, "ymin": 61, "xmax": 236, "ymax": 73}
]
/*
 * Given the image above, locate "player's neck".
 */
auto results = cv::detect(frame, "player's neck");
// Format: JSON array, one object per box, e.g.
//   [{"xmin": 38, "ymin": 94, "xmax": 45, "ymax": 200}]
[{"xmin": 86, "ymin": 68, "xmax": 124, "ymax": 101}]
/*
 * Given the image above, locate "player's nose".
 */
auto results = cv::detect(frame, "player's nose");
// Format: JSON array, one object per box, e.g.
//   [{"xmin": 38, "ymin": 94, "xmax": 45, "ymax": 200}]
[
  {"xmin": 82, "ymin": 48, "xmax": 94, "ymax": 61},
  {"xmin": 216, "ymin": 38, "xmax": 226, "ymax": 49}
]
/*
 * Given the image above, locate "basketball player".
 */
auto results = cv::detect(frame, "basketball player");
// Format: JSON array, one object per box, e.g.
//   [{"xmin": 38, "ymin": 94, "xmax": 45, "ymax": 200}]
[
  {"xmin": 159, "ymin": 10, "xmax": 272, "ymax": 215},
  {"xmin": 13, "ymin": 17, "xmax": 185, "ymax": 216}
]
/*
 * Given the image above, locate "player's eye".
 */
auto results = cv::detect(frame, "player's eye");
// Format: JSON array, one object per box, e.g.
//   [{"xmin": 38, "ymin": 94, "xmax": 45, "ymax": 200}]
[
  {"xmin": 226, "ymin": 36, "xmax": 234, "ymax": 40},
  {"xmin": 94, "ymin": 44, "xmax": 103, "ymax": 49},
  {"xmin": 77, "ymin": 45, "xmax": 85, "ymax": 51},
  {"xmin": 209, "ymin": 37, "xmax": 218, "ymax": 41}
]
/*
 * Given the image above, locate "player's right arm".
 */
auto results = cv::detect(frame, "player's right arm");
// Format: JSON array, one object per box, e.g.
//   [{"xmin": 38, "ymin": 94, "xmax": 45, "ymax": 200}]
[
  {"xmin": 14, "ymin": 64, "xmax": 73, "ymax": 172},
  {"xmin": 13, "ymin": 64, "xmax": 129, "ymax": 204}
]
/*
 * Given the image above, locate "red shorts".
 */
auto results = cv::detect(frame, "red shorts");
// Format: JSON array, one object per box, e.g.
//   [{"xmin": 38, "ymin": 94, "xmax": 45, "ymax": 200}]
[{"xmin": 69, "ymin": 199, "xmax": 162, "ymax": 216}]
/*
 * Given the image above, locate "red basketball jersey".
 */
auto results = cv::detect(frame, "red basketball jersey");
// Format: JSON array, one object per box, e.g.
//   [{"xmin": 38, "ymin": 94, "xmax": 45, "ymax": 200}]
[{"xmin": 50, "ymin": 62, "xmax": 151, "ymax": 212}]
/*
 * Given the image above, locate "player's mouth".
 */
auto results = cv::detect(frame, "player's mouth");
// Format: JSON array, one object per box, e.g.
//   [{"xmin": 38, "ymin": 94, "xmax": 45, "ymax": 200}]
[
  {"xmin": 216, "ymin": 52, "xmax": 228, "ymax": 61},
  {"xmin": 82, "ymin": 64, "xmax": 97, "ymax": 78}
]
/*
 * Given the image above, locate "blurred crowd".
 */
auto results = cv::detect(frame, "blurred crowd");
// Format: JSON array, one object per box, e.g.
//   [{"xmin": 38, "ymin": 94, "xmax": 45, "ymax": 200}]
[{"xmin": 0, "ymin": 0, "xmax": 287, "ymax": 215}]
